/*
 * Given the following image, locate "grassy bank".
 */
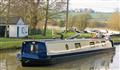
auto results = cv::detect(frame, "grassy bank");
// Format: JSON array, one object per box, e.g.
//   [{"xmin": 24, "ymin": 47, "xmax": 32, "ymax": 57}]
[
  {"xmin": 111, "ymin": 36, "xmax": 120, "ymax": 43},
  {"xmin": 28, "ymin": 34, "xmax": 53, "ymax": 39},
  {"xmin": 0, "ymin": 38, "xmax": 24, "ymax": 49},
  {"xmin": 0, "ymin": 41, "xmax": 23, "ymax": 49},
  {"xmin": 0, "ymin": 38, "xmax": 24, "ymax": 42}
]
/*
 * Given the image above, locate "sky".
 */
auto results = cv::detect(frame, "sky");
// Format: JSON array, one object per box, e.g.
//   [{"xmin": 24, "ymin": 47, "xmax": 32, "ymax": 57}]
[{"xmin": 69, "ymin": 0, "xmax": 120, "ymax": 12}]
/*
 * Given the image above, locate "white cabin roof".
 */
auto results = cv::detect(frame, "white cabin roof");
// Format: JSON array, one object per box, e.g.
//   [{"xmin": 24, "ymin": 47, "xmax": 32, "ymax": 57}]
[{"xmin": 44, "ymin": 39, "xmax": 105, "ymax": 44}]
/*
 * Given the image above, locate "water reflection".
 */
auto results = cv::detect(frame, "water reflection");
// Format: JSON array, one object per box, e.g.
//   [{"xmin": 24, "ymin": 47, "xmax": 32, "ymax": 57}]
[
  {"xmin": 0, "ymin": 46, "xmax": 120, "ymax": 70},
  {"xmin": 109, "ymin": 45, "xmax": 120, "ymax": 70}
]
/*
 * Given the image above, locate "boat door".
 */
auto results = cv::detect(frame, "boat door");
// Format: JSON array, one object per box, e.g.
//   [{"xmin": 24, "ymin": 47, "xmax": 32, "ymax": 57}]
[{"xmin": 37, "ymin": 42, "xmax": 47, "ymax": 58}]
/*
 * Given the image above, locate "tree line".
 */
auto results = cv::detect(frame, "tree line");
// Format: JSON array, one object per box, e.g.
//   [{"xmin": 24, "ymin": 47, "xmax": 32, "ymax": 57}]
[{"xmin": 0, "ymin": 0, "xmax": 119, "ymax": 34}]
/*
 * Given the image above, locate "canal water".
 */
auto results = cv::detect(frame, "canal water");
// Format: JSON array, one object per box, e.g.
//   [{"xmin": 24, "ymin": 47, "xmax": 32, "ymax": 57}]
[{"xmin": 0, "ymin": 45, "xmax": 120, "ymax": 70}]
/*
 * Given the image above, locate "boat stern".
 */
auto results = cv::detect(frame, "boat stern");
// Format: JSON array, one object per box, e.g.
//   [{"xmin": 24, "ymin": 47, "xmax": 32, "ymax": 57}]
[{"xmin": 20, "ymin": 41, "xmax": 50, "ymax": 66}]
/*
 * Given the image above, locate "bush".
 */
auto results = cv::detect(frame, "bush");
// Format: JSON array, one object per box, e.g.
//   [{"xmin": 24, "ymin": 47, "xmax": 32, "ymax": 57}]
[
  {"xmin": 28, "ymin": 29, "xmax": 53, "ymax": 39},
  {"xmin": 29, "ymin": 28, "xmax": 42, "ymax": 35}
]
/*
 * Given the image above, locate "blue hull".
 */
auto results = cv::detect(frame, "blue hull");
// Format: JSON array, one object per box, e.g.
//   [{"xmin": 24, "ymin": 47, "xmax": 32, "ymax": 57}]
[
  {"xmin": 21, "ymin": 47, "xmax": 115, "ymax": 66},
  {"xmin": 21, "ymin": 57, "xmax": 51, "ymax": 66},
  {"xmin": 114, "ymin": 42, "xmax": 120, "ymax": 45}
]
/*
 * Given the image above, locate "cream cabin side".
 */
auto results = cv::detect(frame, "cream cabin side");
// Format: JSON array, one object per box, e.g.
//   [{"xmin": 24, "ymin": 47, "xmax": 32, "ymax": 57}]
[{"xmin": 45, "ymin": 39, "xmax": 113, "ymax": 56}]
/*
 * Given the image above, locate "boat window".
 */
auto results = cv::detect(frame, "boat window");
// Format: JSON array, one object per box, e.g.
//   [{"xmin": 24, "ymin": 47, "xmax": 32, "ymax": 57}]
[
  {"xmin": 30, "ymin": 44, "xmax": 39, "ymax": 53},
  {"xmin": 90, "ymin": 42, "xmax": 95, "ymax": 45},
  {"xmin": 75, "ymin": 43, "xmax": 81, "ymax": 48},
  {"xmin": 65, "ymin": 44, "xmax": 69, "ymax": 50},
  {"xmin": 101, "ymin": 41, "xmax": 105, "ymax": 43}
]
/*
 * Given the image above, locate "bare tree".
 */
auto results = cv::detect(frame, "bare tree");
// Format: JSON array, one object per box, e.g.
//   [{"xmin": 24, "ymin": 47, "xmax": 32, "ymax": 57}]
[
  {"xmin": 65, "ymin": 0, "xmax": 69, "ymax": 32},
  {"xmin": 0, "ymin": 0, "xmax": 8, "ymax": 16},
  {"xmin": 1, "ymin": 0, "xmax": 66, "ymax": 36},
  {"xmin": 43, "ymin": 0, "xmax": 66, "ymax": 36},
  {"xmin": 43, "ymin": 0, "xmax": 49, "ymax": 36}
]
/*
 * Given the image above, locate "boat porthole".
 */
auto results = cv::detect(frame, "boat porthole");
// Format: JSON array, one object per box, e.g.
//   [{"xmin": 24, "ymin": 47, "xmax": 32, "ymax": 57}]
[
  {"xmin": 90, "ymin": 42, "xmax": 95, "ymax": 45},
  {"xmin": 65, "ymin": 44, "xmax": 69, "ymax": 50},
  {"xmin": 75, "ymin": 43, "xmax": 81, "ymax": 48}
]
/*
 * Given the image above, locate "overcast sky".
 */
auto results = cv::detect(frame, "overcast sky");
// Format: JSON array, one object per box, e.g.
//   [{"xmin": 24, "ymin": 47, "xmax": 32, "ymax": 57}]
[{"xmin": 69, "ymin": 0, "xmax": 120, "ymax": 12}]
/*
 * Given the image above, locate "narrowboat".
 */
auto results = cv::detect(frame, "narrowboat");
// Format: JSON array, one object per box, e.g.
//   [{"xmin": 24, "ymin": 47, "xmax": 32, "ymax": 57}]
[{"xmin": 18, "ymin": 39, "xmax": 114, "ymax": 66}]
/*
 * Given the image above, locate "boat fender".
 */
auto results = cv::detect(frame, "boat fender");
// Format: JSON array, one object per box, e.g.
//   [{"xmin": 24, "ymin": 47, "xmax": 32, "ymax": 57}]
[{"xmin": 16, "ymin": 53, "xmax": 21, "ymax": 61}]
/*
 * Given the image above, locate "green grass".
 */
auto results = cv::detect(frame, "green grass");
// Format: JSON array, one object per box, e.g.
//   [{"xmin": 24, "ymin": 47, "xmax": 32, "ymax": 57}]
[
  {"xmin": 0, "ymin": 38, "xmax": 24, "ymax": 42},
  {"xmin": 90, "ymin": 13, "xmax": 111, "ymax": 19},
  {"xmin": 111, "ymin": 36, "xmax": 120, "ymax": 42},
  {"xmin": 0, "ymin": 41, "xmax": 23, "ymax": 49},
  {"xmin": 0, "ymin": 38, "xmax": 24, "ymax": 49},
  {"xmin": 28, "ymin": 29, "xmax": 53, "ymax": 39},
  {"xmin": 79, "ymin": 33, "xmax": 92, "ymax": 38},
  {"xmin": 63, "ymin": 32, "xmax": 92, "ymax": 38},
  {"xmin": 63, "ymin": 32, "xmax": 76, "ymax": 38},
  {"xmin": 63, "ymin": 12, "xmax": 112, "ymax": 19},
  {"xmin": 28, "ymin": 35, "xmax": 53, "ymax": 39}
]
